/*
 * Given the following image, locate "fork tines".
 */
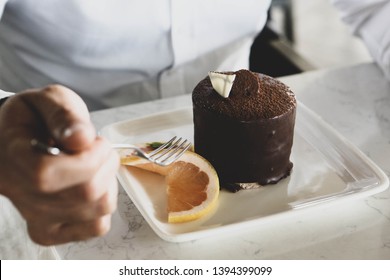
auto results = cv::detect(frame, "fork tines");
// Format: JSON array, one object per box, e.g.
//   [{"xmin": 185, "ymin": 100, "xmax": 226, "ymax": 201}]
[{"xmin": 149, "ymin": 137, "xmax": 191, "ymax": 166}]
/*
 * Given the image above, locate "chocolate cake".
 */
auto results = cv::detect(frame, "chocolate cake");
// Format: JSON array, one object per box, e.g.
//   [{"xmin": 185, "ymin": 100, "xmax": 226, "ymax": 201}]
[{"xmin": 192, "ymin": 69, "xmax": 296, "ymax": 192}]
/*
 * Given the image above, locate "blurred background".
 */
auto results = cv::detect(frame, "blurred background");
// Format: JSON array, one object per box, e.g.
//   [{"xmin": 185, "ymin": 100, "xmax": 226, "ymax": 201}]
[{"xmin": 250, "ymin": 0, "xmax": 373, "ymax": 77}]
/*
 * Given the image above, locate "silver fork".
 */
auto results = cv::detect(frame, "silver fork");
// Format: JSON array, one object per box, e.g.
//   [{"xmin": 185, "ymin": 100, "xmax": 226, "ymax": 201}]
[
  {"xmin": 31, "ymin": 136, "xmax": 191, "ymax": 166},
  {"xmin": 112, "ymin": 136, "xmax": 191, "ymax": 166}
]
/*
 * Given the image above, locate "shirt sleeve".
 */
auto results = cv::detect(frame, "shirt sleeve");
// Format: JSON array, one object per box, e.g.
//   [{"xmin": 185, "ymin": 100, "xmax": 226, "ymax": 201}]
[
  {"xmin": 0, "ymin": 0, "xmax": 9, "ymax": 18},
  {"xmin": 0, "ymin": 90, "xmax": 13, "ymax": 107},
  {"xmin": 0, "ymin": 0, "xmax": 14, "ymax": 106},
  {"xmin": 332, "ymin": 0, "xmax": 390, "ymax": 80},
  {"xmin": 0, "ymin": 89, "xmax": 14, "ymax": 99}
]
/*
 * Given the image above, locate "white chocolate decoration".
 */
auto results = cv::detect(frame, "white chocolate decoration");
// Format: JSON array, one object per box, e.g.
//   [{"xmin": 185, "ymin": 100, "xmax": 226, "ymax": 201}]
[{"xmin": 208, "ymin": 71, "xmax": 236, "ymax": 98}]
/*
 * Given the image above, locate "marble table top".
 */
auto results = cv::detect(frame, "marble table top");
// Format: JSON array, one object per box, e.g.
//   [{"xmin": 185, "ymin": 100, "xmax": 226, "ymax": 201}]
[{"xmin": 1, "ymin": 62, "xmax": 390, "ymax": 259}]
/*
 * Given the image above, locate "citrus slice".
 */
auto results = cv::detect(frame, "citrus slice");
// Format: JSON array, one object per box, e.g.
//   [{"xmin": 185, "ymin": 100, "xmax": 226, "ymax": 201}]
[{"xmin": 120, "ymin": 143, "xmax": 219, "ymax": 223}]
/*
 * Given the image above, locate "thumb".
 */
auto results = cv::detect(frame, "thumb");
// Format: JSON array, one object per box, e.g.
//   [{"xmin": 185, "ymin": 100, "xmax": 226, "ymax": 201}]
[{"xmin": 21, "ymin": 85, "xmax": 96, "ymax": 152}]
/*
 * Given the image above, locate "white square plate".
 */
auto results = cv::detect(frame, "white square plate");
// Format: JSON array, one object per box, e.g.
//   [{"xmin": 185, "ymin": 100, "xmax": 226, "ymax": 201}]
[{"xmin": 100, "ymin": 102, "xmax": 389, "ymax": 242}]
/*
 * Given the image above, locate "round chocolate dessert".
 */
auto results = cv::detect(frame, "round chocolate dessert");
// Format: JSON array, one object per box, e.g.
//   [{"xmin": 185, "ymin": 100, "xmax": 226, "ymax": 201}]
[{"xmin": 192, "ymin": 69, "xmax": 296, "ymax": 192}]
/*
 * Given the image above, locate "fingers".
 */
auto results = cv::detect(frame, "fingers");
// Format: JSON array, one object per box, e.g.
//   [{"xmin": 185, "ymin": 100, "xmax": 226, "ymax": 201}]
[
  {"xmin": 14, "ymin": 140, "xmax": 119, "ymax": 245},
  {"xmin": 54, "ymin": 147, "xmax": 120, "ymax": 204},
  {"xmin": 11, "ymin": 137, "xmax": 118, "ymax": 193},
  {"xmin": 1, "ymin": 84, "xmax": 96, "ymax": 152},
  {"xmin": 17, "ymin": 166, "xmax": 119, "ymax": 224},
  {"xmin": 23, "ymin": 178, "xmax": 118, "ymax": 246},
  {"xmin": 27, "ymin": 214, "xmax": 113, "ymax": 246},
  {"xmin": 0, "ymin": 85, "xmax": 120, "ymax": 245},
  {"xmin": 20, "ymin": 85, "xmax": 96, "ymax": 152},
  {"xmin": 12, "ymin": 137, "xmax": 120, "ymax": 220}
]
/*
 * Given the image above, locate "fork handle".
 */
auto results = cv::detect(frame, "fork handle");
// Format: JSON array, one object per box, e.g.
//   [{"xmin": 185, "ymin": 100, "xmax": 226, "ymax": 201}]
[
  {"xmin": 111, "ymin": 143, "xmax": 139, "ymax": 149},
  {"xmin": 31, "ymin": 139, "xmax": 140, "ymax": 156}
]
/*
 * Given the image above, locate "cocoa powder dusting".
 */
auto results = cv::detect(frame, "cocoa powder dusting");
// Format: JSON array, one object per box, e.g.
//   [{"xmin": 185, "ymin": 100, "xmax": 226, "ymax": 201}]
[{"xmin": 192, "ymin": 69, "xmax": 296, "ymax": 121}]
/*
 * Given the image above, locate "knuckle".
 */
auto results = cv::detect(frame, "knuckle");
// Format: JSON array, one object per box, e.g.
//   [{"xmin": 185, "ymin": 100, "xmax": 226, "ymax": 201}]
[
  {"xmin": 78, "ymin": 150, "xmax": 102, "ymax": 172},
  {"xmin": 50, "ymin": 105, "xmax": 72, "ymax": 124},
  {"xmin": 78, "ymin": 183, "xmax": 100, "ymax": 202},
  {"xmin": 18, "ymin": 208, "xmax": 37, "ymax": 224},
  {"xmin": 27, "ymin": 226, "xmax": 54, "ymax": 246},
  {"xmin": 41, "ymin": 84, "xmax": 74, "ymax": 113},
  {"xmin": 91, "ymin": 216, "xmax": 111, "ymax": 237},
  {"xmin": 78, "ymin": 151, "xmax": 119, "ymax": 203},
  {"xmin": 41, "ymin": 84, "xmax": 68, "ymax": 96},
  {"xmin": 31, "ymin": 235, "xmax": 53, "ymax": 246},
  {"xmin": 96, "ymin": 192, "xmax": 117, "ymax": 216}
]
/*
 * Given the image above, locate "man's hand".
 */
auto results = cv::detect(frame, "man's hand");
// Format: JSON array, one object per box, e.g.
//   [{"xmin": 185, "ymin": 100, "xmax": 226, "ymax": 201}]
[{"xmin": 0, "ymin": 85, "xmax": 119, "ymax": 245}]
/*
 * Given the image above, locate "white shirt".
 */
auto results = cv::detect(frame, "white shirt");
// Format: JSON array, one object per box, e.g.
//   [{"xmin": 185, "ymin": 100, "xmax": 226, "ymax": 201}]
[
  {"xmin": 0, "ymin": 89, "xmax": 13, "ymax": 104},
  {"xmin": 0, "ymin": 0, "xmax": 271, "ymax": 110},
  {"xmin": 332, "ymin": 0, "xmax": 390, "ymax": 80}
]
